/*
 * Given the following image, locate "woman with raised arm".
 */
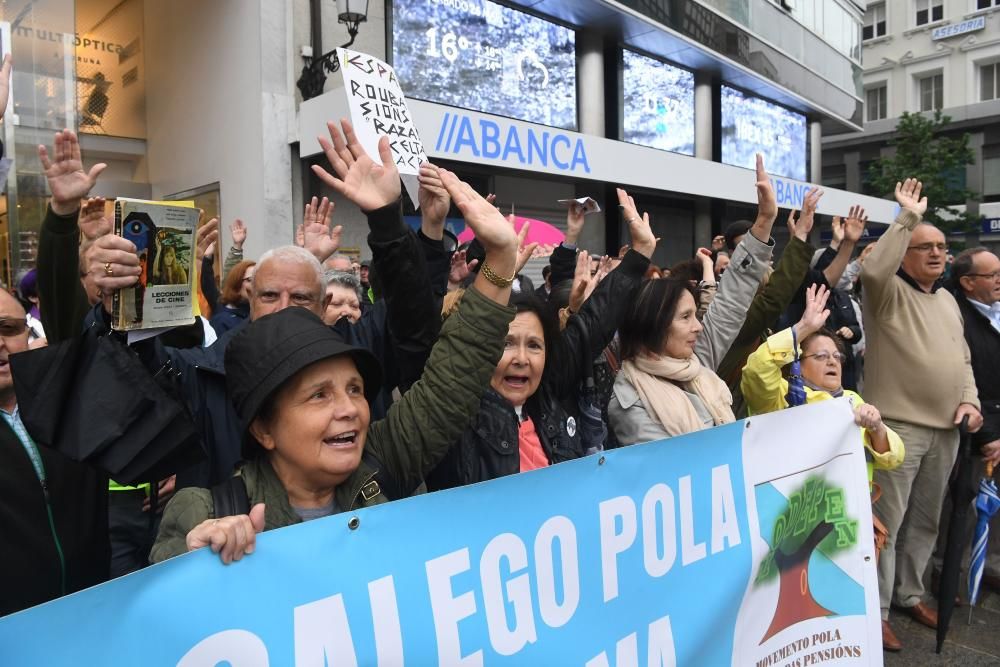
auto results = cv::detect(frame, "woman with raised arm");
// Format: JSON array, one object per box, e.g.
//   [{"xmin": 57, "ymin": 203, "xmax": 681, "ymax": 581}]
[
  {"xmin": 150, "ymin": 165, "xmax": 519, "ymax": 564},
  {"xmin": 740, "ymin": 283, "xmax": 903, "ymax": 479},
  {"xmin": 426, "ymin": 188, "xmax": 655, "ymax": 490}
]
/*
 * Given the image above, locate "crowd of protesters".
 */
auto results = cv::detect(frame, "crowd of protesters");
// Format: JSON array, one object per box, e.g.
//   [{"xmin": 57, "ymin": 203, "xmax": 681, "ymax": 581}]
[{"xmin": 0, "ymin": 57, "xmax": 997, "ymax": 656}]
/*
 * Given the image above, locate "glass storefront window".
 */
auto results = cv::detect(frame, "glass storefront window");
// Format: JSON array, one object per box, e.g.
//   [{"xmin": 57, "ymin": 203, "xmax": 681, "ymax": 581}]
[{"xmin": 2, "ymin": 0, "xmax": 76, "ymax": 288}]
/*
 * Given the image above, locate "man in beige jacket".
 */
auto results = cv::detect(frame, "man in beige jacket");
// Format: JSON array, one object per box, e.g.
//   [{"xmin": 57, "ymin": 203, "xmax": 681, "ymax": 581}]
[{"xmin": 862, "ymin": 179, "xmax": 983, "ymax": 651}]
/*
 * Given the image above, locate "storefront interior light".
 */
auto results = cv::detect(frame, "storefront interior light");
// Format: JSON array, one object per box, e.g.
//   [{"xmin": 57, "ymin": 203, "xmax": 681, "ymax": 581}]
[{"xmin": 297, "ymin": 0, "xmax": 370, "ymax": 101}]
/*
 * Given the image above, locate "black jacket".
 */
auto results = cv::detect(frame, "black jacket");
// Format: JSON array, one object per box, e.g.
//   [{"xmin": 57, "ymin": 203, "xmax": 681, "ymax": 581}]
[
  {"xmin": 956, "ymin": 292, "xmax": 1000, "ymax": 448},
  {"xmin": 427, "ymin": 249, "xmax": 649, "ymax": 489},
  {"xmin": 0, "ymin": 414, "xmax": 109, "ymax": 617}
]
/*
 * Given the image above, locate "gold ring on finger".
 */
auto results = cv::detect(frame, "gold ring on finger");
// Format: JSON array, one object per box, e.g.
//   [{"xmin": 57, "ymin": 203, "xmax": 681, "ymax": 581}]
[{"xmin": 104, "ymin": 262, "xmax": 114, "ymax": 277}]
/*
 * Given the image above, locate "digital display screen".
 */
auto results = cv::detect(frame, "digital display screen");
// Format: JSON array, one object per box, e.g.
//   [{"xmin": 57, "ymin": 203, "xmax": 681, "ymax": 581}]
[
  {"xmin": 392, "ymin": 0, "xmax": 577, "ymax": 130},
  {"xmin": 622, "ymin": 50, "xmax": 694, "ymax": 155},
  {"xmin": 720, "ymin": 85, "xmax": 807, "ymax": 181}
]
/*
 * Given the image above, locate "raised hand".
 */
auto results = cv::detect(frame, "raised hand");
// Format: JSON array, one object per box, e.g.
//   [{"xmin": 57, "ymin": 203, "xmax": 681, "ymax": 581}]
[
  {"xmin": 301, "ymin": 196, "xmax": 342, "ymax": 263},
  {"xmin": 793, "ymin": 283, "xmax": 831, "ymax": 341},
  {"xmin": 439, "ymin": 168, "xmax": 518, "ymax": 282},
  {"xmin": 565, "ymin": 201, "xmax": 585, "ymax": 245},
  {"xmin": 617, "ymin": 188, "xmax": 656, "ymax": 258},
  {"xmin": 843, "ymin": 205, "xmax": 867, "ymax": 244},
  {"xmin": 196, "ymin": 218, "xmax": 220, "ymax": 263},
  {"xmin": 312, "ymin": 119, "xmax": 399, "ymax": 213},
  {"xmin": 755, "ymin": 154, "xmax": 778, "ymax": 223},
  {"xmin": 38, "ymin": 129, "xmax": 107, "ymax": 216},
  {"xmin": 418, "ymin": 163, "xmax": 450, "ymax": 232},
  {"xmin": 894, "ymin": 178, "xmax": 927, "ymax": 216},
  {"xmin": 447, "ymin": 249, "xmax": 477, "ymax": 287},
  {"xmin": 230, "ymin": 219, "xmax": 247, "ymax": 249},
  {"xmin": 799, "ymin": 186, "xmax": 823, "ymax": 231},
  {"xmin": 831, "ymin": 215, "xmax": 845, "ymax": 246},
  {"xmin": 78, "ymin": 197, "xmax": 111, "ymax": 242},
  {"xmin": 786, "ymin": 208, "xmax": 810, "ymax": 243},
  {"xmin": 569, "ymin": 250, "xmax": 591, "ymax": 314},
  {"xmin": 0, "ymin": 54, "xmax": 11, "ymax": 121},
  {"xmin": 513, "ymin": 218, "xmax": 539, "ymax": 276}
]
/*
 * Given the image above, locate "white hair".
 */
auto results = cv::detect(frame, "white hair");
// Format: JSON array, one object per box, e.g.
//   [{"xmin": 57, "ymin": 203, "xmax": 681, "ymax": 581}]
[
  {"xmin": 254, "ymin": 245, "xmax": 327, "ymax": 293},
  {"xmin": 324, "ymin": 269, "xmax": 363, "ymax": 302}
]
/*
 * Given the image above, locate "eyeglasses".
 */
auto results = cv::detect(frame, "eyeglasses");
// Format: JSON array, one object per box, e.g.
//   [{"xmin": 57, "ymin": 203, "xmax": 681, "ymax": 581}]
[
  {"xmin": 907, "ymin": 243, "xmax": 948, "ymax": 253},
  {"xmin": 0, "ymin": 318, "xmax": 27, "ymax": 338},
  {"xmin": 966, "ymin": 272, "xmax": 1000, "ymax": 280},
  {"xmin": 802, "ymin": 350, "xmax": 846, "ymax": 364}
]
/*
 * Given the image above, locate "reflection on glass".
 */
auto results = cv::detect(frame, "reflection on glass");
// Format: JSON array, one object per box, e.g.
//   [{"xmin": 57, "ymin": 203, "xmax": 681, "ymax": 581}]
[
  {"xmin": 622, "ymin": 50, "xmax": 694, "ymax": 155},
  {"xmin": 720, "ymin": 85, "xmax": 807, "ymax": 181}
]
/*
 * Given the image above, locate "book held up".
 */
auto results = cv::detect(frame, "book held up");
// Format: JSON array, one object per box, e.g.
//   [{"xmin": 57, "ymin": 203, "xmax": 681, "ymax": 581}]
[{"xmin": 112, "ymin": 198, "xmax": 199, "ymax": 332}]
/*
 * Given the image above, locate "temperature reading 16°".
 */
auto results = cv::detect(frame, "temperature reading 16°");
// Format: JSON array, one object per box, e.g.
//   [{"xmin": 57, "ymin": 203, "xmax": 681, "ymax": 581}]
[{"xmin": 426, "ymin": 27, "xmax": 470, "ymax": 63}]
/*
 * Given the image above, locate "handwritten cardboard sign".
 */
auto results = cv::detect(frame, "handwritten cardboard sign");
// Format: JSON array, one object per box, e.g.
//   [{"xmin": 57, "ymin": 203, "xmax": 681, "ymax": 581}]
[{"xmin": 339, "ymin": 48, "xmax": 425, "ymax": 206}]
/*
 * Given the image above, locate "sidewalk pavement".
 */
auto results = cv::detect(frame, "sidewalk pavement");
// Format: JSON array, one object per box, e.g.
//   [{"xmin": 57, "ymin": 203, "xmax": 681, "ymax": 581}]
[{"xmin": 884, "ymin": 589, "xmax": 1000, "ymax": 665}]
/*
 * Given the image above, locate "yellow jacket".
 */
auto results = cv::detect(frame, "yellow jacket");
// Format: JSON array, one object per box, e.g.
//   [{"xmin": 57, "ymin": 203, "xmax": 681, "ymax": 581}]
[{"xmin": 741, "ymin": 328, "xmax": 904, "ymax": 477}]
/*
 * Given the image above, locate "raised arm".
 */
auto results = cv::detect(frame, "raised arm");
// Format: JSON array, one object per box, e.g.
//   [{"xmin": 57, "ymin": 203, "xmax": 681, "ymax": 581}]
[
  {"xmin": 860, "ymin": 179, "xmax": 926, "ymax": 309},
  {"xmin": 36, "ymin": 130, "xmax": 107, "ymax": 343},
  {"xmin": 822, "ymin": 206, "xmax": 866, "ymax": 288},
  {"xmin": 224, "ymin": 219, "xmax": 247, "ymax": 278},
  {"xmin": 695, "ymin": 157, "xmax": 778, "ymax": 370},
  {"xmin": 741, "ymin": 284, "xmax": 830, "ymax": 415},
  {"xmin": 366, "ymin": 176, "xmax": 518, "ymax": 492}
]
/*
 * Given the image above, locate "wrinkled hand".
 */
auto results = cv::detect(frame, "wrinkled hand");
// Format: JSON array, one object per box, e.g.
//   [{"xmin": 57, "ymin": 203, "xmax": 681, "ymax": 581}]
[
  {"xmin": 39, "ymin": 129, "xmax": 107, "ymax": 216},
  {"xmin": 955, "ymin": 403, "xmax": 984, "ymax": 433},
  {"xmin": 982, "ymin": 440, "xmax": 1000, "ymax": 466},
  {"xmin": 87, "ymin": 233, "xmax": 142, "ymax": 311},
  {"xmin": 894, "ymin": 178, "xmax": 927, "ymax": 216},
  {"xmin": 836, "ymin": 326, "xmax": 855, "ymax": 341},
  {"xmin": 230, "ymin": 219, "xmax": 247, "ymax": 249},
  {"xmin": 312, "ymin": 119, "xmax": 400, "ymax": 212},
  {"xmin": 755, "ymin": 154, "xmax": 778, "ymax": 222},
  {"xmin": 418, "ymin": 163, "xmax": 450, "ymax": 227},
  {"xmin": 78, "ymin": 197, "xmax": 111, "ymax": 242},
  {"xmin": 569, "ymin": 250, "xmax": 591, "ymax": 313},
  {"xmin": 854, "ymin": 403, "xmax": 885, "ymax": 434},
  {"xmin": 185, "ymin": 503, "xmax": 266, "ymax": 564},
  {"xmin": 794, "ymin": 283, "xmax": 831, "ymax": 340},
  {"xmin": 843, "ymin": 205, "xmax": 867, "ymax": 244},
  {"xmin": 196, "ymin": 218, "xmax": 219, "ymax": 263},
  {"xmin": 298, "ymin": 196, "xmax": 342, "ymax": 262},
  {"xmin": 439, "ymin": 169, "xmax": 518, "ymax": 276},
  {"xmin": 0, "ymin": 54, "xmax": 11, "ymax": 121},
  {"xmin": 617, "ymin": 188, "xmax": 655, "ymax": 258}
]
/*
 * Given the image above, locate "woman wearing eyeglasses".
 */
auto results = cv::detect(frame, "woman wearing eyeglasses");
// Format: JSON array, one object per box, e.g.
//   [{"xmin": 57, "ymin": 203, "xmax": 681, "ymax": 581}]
[{"xmin": 741, "ymin": 283, "xmax": 903, "ymax": 480}]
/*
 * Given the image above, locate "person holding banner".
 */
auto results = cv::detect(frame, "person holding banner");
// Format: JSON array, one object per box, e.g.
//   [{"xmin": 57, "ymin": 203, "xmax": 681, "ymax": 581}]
[
  {"xmin": 150, "ymin": 168, "xmax": 520, "ymax": 564},
  {"xmin": 739, "ymin": 282, "xmax": 904, "ymax": 479}
]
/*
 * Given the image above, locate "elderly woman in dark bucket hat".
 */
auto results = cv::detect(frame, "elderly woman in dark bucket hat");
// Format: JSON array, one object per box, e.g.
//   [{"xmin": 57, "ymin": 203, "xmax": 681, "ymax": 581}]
[{"xmin": 150, "ymin": 169, "xmax": 519, "ymax": 565}]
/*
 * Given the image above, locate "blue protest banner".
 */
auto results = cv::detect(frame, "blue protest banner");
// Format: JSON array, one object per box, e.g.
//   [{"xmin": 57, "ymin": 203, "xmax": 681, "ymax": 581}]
[{"xmin": 0, "ymin": 400, "xmax": 880, "ymax": 665}]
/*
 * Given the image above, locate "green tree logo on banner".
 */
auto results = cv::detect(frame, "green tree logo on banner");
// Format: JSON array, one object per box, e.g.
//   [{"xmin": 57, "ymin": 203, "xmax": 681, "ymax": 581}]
[{"xmin": 755, "ymin": 476, "xmax": 858, "ymax": 643}]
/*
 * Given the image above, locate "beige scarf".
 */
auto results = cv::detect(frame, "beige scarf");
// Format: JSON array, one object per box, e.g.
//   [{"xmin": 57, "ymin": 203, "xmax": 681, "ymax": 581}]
[{"xmin": 621, "ymin": 353, "xmax": 735, "ymax": 436}]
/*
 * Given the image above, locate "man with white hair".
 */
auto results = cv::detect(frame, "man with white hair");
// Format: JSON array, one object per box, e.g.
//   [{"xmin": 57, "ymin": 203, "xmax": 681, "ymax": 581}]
[{"xmin": 83, "ymin": 122, "xmax": 438, "ymax": 489}]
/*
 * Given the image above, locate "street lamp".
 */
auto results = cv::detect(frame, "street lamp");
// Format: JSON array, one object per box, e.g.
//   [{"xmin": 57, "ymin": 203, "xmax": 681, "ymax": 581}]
[{"xmin": 296, "ymin": 0, "xmax": 370, "ymax": 101}]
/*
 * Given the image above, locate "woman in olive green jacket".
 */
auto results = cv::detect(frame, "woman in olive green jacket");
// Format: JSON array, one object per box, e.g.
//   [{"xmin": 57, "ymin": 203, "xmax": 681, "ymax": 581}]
[{"xmin": 151, "ymin": 168, "xmax": 519, "ymax": 565}]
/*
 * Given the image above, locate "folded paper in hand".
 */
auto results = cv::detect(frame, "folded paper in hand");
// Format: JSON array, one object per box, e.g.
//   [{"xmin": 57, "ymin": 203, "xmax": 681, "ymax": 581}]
[{"xmin": 558, "ymin": 197, "xmax": 601, "ymax": 215}]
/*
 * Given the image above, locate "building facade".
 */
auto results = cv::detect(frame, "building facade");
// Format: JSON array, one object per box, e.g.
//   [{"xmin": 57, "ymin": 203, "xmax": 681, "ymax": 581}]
[
  {"xmin": 0, "ymin": 0, "xmax": 899, "ymax": 289},
  {"xmin": 823, "ymin": 0, "xmax": 1000, "ymax": 244}
]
